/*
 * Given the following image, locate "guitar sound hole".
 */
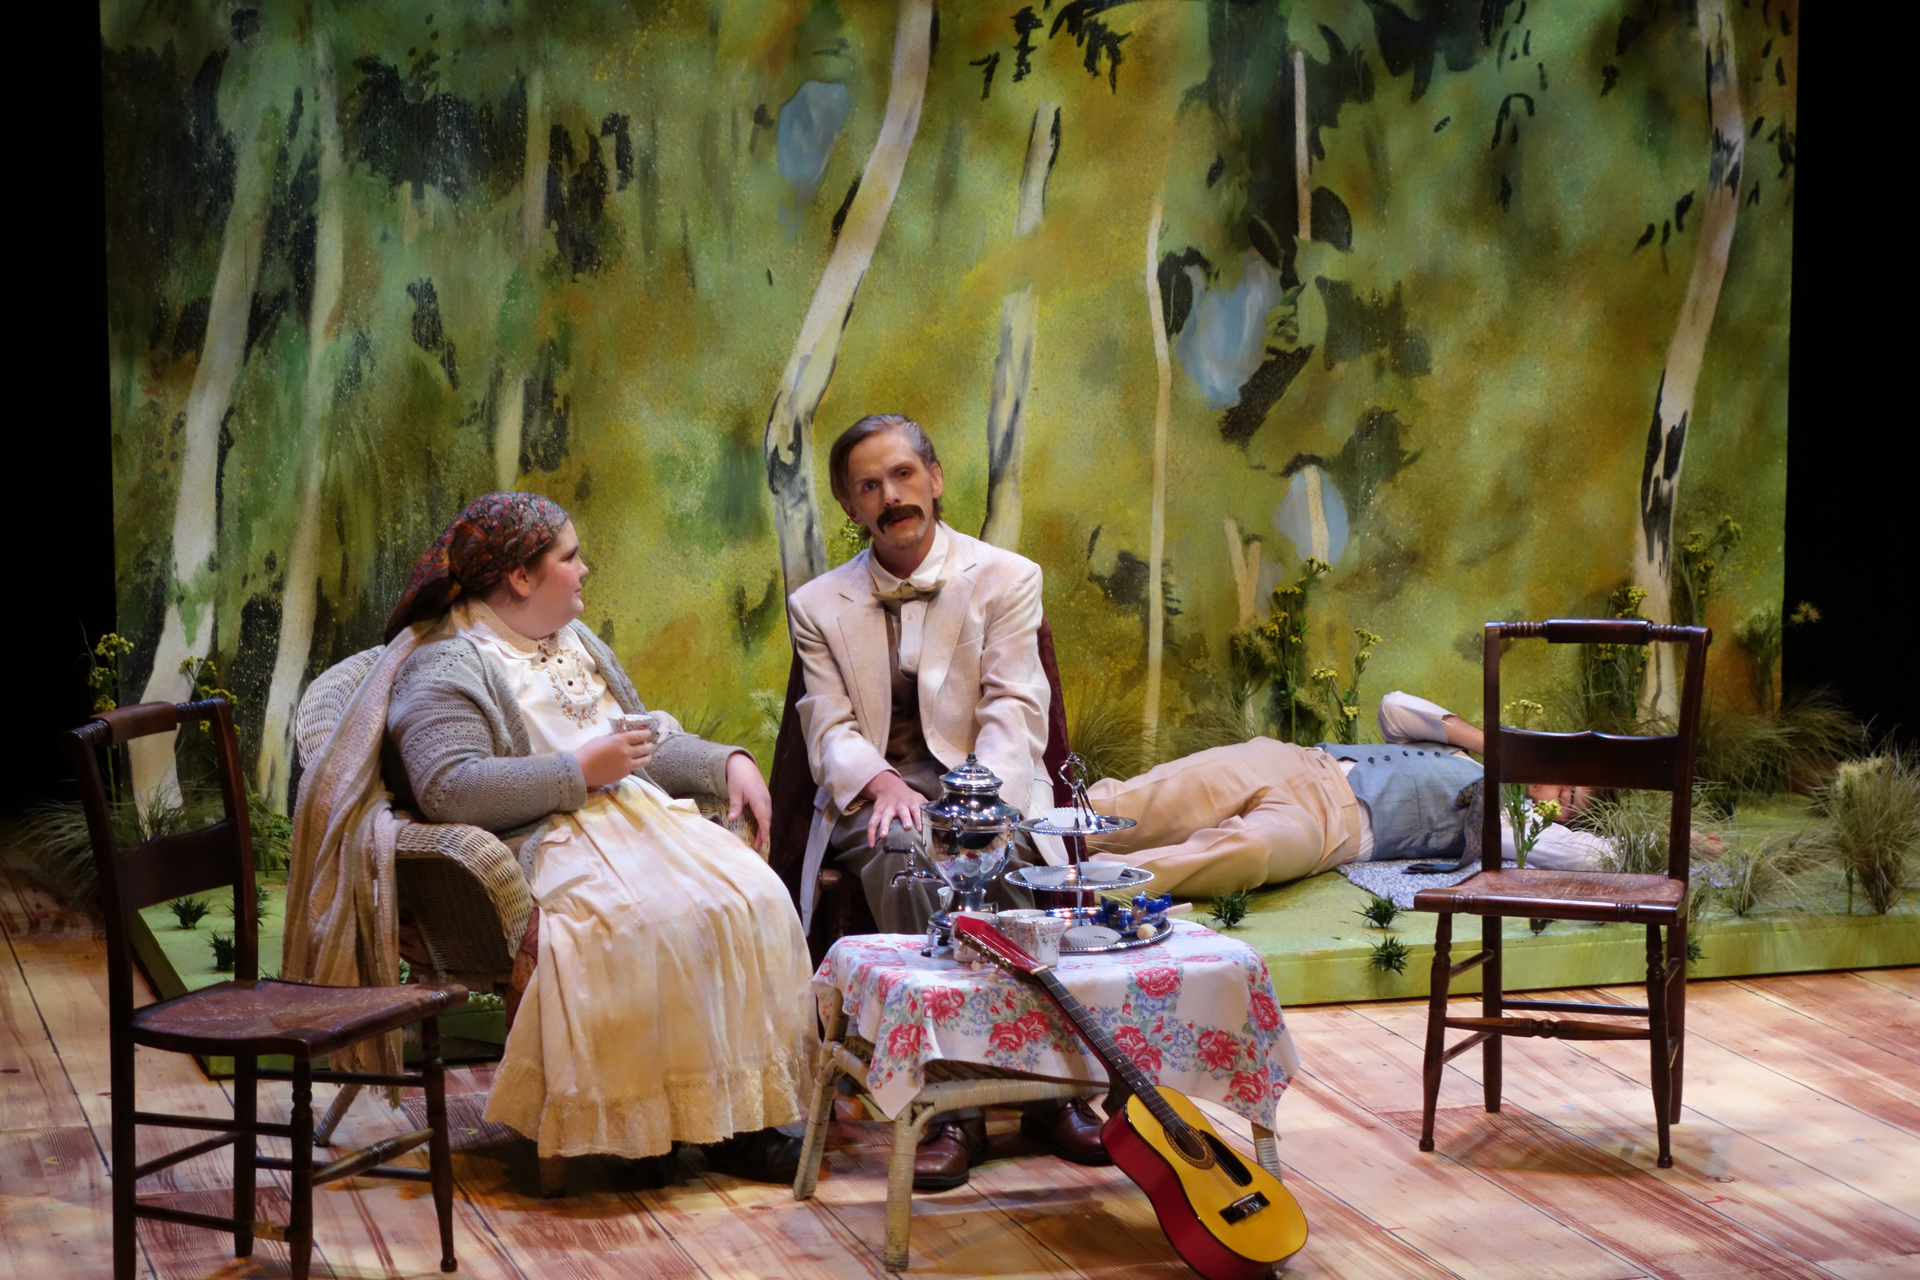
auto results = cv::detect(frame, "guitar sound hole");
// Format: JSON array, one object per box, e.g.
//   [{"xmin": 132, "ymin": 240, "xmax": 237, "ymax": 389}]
[
  {"xmin": 1171, "ymin": 1125, "xmax": 1215, "ymax": 1168},
  {"xmin": 1201, "ymin": 1131, "xmax": 1254, "ymax": 1187}
]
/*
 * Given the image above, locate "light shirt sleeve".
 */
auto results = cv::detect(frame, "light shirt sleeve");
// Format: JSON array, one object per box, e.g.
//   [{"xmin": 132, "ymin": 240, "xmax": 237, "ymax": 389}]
[
  {"xmin": 1378, "ymin": 690, "xmax": 1455, "ymax": 744},
  {"xmin": 1525, "ymin": 821, "xmax": 1612, "ymax": 871},
  {"xmin": 866, "ymin": 524, "xmax": 950, "ymax": 676}
]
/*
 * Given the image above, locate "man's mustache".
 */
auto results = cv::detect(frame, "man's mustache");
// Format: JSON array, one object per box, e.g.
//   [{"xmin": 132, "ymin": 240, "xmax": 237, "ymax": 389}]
[{"xmin": 877, "ymin": 504, "xmax": 924, "ymax": 529}]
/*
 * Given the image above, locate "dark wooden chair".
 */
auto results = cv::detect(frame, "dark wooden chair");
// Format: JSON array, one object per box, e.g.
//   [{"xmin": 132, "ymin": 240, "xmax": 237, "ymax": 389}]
[
  {"xmin": 66, "ymin": 698, "xmax": 469, "ymax": 1279},
  {"xmin": 1412, "ymin": 619, "xmax": 1710, "ymax": 1169},
  {"xmin": 768, "ymin": 618, "xmax": 1075, "ymax": 965}
]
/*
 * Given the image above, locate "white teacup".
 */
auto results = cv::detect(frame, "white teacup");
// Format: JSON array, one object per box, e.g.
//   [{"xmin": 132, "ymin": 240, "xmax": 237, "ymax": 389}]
[{"xmin": 1000, "ymin": 911, "xmax": 1067, "ymax": 966}]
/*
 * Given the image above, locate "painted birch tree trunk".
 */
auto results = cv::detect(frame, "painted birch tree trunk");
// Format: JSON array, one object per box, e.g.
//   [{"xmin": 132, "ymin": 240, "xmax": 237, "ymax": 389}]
[
  {"xmin": 129, "ymin": 102, "xmax": 275, "ymax": 804},
  {"xmin": 979, "ymin": 100, "xmax": 1059, "ymax": 551},
  {"xmin": 1293, "ymin": 47, "xmax": 1311, "ymax": 241},
  {"xmin": 494, "ymin": 65, "xmax": 548, "ymax": 491},
  {"xmin": 254, "ymin": 32, "xmax": 346, "ymax": 807},
  {"xmin": 764, "ymin": 0, "xmax": 933, "ymax": 598},
  {"xmin": 1634, "ymin": 0, "xmax": 1743, "ymax": 718},
  {"xmin": 1141, "ymin": 198, "xmax": 1172, "ymax": 752},
  {"xmin": 1224, "ymin": 518, "xmax": 1264, "ymax": 630}
]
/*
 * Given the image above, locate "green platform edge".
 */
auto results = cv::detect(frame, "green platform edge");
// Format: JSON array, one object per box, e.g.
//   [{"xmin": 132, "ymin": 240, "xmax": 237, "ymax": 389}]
[
  {"xmin": 1234, "ymin": 866, "xmax": 1920, "ymax": 1008},
  {"xmin": 130, "ymin": 877, "xmax": 506, "ymax": 1078}
]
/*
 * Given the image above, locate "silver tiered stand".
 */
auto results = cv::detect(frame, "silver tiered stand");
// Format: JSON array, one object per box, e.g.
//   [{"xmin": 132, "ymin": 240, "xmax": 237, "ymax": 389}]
[{"xmin": 1003, "ymin": 755, "xmax": 1168, "ymax": 954}]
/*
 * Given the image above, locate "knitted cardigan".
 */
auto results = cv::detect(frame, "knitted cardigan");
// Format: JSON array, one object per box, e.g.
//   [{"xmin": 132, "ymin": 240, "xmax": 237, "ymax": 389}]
[{"xmin": 386, "ymin": 619, "xmax": 743, "ymax": 836}]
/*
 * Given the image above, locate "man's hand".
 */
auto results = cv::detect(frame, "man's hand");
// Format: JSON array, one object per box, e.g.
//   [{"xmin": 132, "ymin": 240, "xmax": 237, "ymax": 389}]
[
  {"xmin": 726, "ymin": 752, "xmax": 773, "ymax": 853},
  {"xmin": 576, "ymin": 727, "xmax": 654, "ymax": 789},
  {"xmin": 863, "ymin": 769, "xmax": 924, "ymax": 848}
]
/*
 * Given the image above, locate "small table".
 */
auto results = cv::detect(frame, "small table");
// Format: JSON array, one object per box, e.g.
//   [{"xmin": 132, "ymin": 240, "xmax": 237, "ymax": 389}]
[{"xmin": 793, "ymin": 920, "xmax": 1300, "ymax": 1269}]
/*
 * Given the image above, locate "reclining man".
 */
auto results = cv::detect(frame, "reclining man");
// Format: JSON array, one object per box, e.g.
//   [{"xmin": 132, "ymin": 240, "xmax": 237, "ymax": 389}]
[
  {"xmin": 787, "ymin": 412, "xmax": 1098, "ymax": 1187},
  {"xmin": 1083, "ymin": 691, "xmax": 1615, "ymax": 897}
]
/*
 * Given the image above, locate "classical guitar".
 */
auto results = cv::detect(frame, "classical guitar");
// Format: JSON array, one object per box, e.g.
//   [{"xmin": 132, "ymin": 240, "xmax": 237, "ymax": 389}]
[{"xmin": 952, "ymin": 915, "xmax": 1307, "ymax": 1279}]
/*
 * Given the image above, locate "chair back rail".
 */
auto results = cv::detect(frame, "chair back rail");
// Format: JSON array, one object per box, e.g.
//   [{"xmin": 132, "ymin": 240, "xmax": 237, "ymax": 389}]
[
  {"xmin": 1481, "ymin": 621, "xmax": 1709, "ymax": 881},
  {"xmin": 65, "ymin": 698, "xmax": 261, "ymax": 1018},
  {"xmin": 1493, "ymin": 729, "xmax": 1681, "ymax": 791}
]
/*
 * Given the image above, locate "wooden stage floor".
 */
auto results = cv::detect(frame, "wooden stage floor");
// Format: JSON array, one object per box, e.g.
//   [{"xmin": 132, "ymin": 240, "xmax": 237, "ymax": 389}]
[{"xmin": 4, "ymin": 873, "xmax": 1916, "ymax": 1279}]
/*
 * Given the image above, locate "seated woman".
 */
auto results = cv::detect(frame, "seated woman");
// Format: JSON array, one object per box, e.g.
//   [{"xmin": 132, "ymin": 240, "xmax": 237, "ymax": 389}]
[
  {"xmin": 378, "ymin": 492, "xmax": 814, "ymax": 1181},
  {"xmin": 1080, "ymin": 691, "xmax": 1612, "ymax": 897}
]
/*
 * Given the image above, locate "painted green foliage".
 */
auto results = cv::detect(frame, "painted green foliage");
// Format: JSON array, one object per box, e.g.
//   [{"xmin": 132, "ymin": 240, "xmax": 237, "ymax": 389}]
[{"xmin": 102, "ymin": 0, "xmax": 1795, "ymax": 790}]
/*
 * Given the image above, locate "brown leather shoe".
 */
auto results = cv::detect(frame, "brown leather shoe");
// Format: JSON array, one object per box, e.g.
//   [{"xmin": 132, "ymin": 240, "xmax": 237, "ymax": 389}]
[
  {"xmin": 1020, "ymin": 1097, "xmax": 1112, "ymax": 1166},
  {"xmin": 912, "ymin": 1115, "xmax": 988, "ymax": 1191}
]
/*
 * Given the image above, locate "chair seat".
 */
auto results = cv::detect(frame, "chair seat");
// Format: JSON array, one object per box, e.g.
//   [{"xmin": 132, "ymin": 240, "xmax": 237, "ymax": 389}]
[
  {"xmin": 1413, "ymin": 868, "xmax": 1685, "ymax": 924},
  {"xmin": 131, "ymin": 978, "xmax": 467, "ymax": 1060}
]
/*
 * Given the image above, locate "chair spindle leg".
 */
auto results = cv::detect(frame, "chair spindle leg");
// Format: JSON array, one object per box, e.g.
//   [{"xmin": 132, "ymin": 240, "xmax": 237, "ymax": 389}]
[
  {"xmin": 421, "ymin": 1017, "xmax": 458, "ymax": 1272},
  {"xmin": 1482, "ymin": 915, "xmax": 1503, "ymax": 1114},
  {"xmin": 289, "ymin": 1060, "xmax": 315, "ymax": 1280},
  {"xmin": 233, "ymin": 1051, "xmax": 257, "ymax": 1257},
  {"xmin": 1419, "ymin": 913, "xmax": 1454, "ymax": 1152},
  {"xmin": 1645, "ymin": 924, "xmax": 1673, "ymax": 1168},
  {"xmin": 1668, "ymin": 920, "xmax": 1688, "ymax": 1120},
  {"xmin": 111, "ymin": 1026, "xmax": 137, "ymax": 1280}
]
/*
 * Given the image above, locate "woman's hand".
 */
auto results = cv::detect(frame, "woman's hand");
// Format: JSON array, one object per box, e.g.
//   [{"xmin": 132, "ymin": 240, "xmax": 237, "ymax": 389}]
[
  {"xmin": 725, "ymin": 752, "xmax": 772, "ymax": 853},
  {"xmin": 576, "ymin": 727, "xmax": 653, "ymax": 789}
]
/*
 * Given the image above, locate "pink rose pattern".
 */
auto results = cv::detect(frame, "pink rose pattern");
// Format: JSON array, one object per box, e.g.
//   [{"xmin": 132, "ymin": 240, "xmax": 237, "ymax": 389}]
[{"xmin": 820, "ymin": 921, "xmax": 1292, "ymax": 1123}]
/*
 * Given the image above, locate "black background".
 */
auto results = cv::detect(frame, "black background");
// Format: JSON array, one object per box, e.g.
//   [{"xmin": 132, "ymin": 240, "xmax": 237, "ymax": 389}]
[{"xmin": 7, "ymin": 6, "xmax": 1903, "ymax": 813}]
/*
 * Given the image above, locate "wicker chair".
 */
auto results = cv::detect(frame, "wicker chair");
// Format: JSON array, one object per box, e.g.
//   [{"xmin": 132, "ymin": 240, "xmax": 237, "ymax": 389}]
[{"xmin": 292, "ymin": 649, "xmax": 559, "ymax": 1188}]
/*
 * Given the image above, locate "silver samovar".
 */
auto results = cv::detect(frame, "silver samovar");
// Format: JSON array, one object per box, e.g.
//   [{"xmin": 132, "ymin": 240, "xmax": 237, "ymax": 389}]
[{"xmin": 892, "ymin": 754, "xmax": 1022, "ymax": 954}]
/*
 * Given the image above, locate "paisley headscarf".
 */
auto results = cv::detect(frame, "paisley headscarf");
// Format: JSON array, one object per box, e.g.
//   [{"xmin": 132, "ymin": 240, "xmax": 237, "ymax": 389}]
[{"xmin": 384, "ymin": 491, "xmax": 569, "ymax": 640}]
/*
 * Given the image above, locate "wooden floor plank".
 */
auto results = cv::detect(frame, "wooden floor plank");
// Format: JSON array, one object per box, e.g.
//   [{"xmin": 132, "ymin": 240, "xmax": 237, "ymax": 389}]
[
  {"xmin": 1733, "ymin": 972, "xmax": 1920, "ymax": 1064},
  {"xmin": 1683, "ymin": 980, "xmax": 1920, "ymax": 1136},
  {"xmin": 10, "ymin": 932, "xmax": 242, "ymax": 1195},
  {"xmin": 636, "ymin": 1164, "xmax": 884, "ymax": 1280},
  {"xmin": 0, "ymin": 1126, "xmax": 116, "ymax": 1274},
  {"xmin": 1252, "ymin": 1063, "xmax": 1646, "ymax": 1280},
  {"xmin": 1850, "ymin": 968, "xmax": 1920, "ymax": 1001},
  {"xmin": 1566, "ymin": 986, "xmax": 1920, "ymax": 1208},
  {"xmin": 1348, "ymin": 993, "xmax": 1920, "ymax": 1280},
  {"xmin": 1382, "ymin": 1106, "xmax": 1826, "ymax": 1279},
  {"xmin": 802, "ymin": 1126, "xmax": 1084, "ymax": 1278},
  {"xmin": 0, "ymin": 935, "xmax": 90, "ymax": 1131},
  {"xmin": 959, "ymin": 1122, "xmax": 1193, "ymax": 1279},
  {"xmin": 1186, "ymin": 1098, "xmax": 1463, "ymax": 1280}
]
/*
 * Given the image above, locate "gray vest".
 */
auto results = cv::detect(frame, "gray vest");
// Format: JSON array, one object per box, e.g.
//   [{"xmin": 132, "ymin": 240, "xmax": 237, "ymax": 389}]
[{"xmin": 1317, "ymin": 742, "xmax": 1484, "ymax": 861}]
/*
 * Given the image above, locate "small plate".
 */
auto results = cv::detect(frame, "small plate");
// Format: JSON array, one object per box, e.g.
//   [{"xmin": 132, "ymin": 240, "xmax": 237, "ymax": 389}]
[
  {"xmin": 1063, "ymin": 924, "xmax": 1123, "ymax": 949},
  {"xmin": 1004, "ymin": 863, "xmax": 1155, "ymax": 891}
]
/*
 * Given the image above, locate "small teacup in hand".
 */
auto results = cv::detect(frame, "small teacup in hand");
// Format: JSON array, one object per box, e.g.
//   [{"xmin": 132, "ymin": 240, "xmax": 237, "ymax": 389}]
[{"xmin": 579, "ymin": 716, "xmax": 655, "ymax": 788}]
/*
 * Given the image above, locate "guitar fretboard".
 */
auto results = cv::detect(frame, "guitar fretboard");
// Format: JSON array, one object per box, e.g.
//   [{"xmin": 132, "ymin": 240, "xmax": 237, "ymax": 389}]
[{"xmin": 1033, "ymin": 968, "xmax": 1189, "ymax": 1138}]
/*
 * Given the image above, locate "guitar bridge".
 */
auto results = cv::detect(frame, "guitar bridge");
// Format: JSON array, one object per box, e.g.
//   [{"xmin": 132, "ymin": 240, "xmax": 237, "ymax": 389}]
[{"xmin": 1218, "ymin": 1191, "xmax": 1270, "ymax": 1224}]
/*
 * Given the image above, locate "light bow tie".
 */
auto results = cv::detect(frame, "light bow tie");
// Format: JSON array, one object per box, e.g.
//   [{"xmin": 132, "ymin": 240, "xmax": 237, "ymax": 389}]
[{"xmin": 872, "ymin": 579, "xmax": 945, "ymax": 606}]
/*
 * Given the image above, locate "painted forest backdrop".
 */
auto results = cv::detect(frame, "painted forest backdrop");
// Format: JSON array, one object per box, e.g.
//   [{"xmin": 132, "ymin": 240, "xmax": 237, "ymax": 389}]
[{"xmin": 102, "ymin": 0, "xmax": 1797, "ymax": 809}]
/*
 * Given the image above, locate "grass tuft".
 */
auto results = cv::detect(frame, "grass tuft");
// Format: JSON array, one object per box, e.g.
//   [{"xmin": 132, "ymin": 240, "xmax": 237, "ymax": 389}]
[
  {"xmin": 1206, "ymin": 889, "xmax": 1253, "ymax": 931},
  {"xmin": 1368, "ymin": 935, "xmax": 1410, "ymax": 974},
  {"xmin": 1812, "ymin": 752, "xmax": 1920, "ymax": 915},
  {"xmin": 1356, "ymin": 892, "xmax": 1401, "ymax": 929}
]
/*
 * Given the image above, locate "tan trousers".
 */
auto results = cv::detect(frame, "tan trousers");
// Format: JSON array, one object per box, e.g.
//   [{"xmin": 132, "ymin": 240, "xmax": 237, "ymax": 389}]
[{"xmin": 1085, "ymin": 738, "xmax": 1363, "ymax": 897}]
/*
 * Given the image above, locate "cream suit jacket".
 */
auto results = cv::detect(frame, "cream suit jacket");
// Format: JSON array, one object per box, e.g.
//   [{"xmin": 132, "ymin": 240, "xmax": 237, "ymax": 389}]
[{"xmin": 788, "ymin": 525, "xmax": 1052, "ymax": 820}]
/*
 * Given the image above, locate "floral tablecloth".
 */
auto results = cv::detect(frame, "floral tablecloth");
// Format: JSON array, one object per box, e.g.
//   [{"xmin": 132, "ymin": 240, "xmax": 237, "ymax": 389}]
[{"xmin": 814, "ymin": 919, "xmax": 1302, "ymax": 1131}]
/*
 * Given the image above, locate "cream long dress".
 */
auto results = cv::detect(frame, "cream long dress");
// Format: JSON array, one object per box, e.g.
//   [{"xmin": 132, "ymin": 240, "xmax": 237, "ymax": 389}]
[{"xmin": 464, "ymin": 606, "xmax": 816, "ymax": 1158}]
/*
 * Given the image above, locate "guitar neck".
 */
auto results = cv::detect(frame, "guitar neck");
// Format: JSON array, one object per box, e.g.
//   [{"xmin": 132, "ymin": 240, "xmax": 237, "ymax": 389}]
[{"xmin": 1031, "ymin": 968, "xmax": 1187, "ymax": 1135}]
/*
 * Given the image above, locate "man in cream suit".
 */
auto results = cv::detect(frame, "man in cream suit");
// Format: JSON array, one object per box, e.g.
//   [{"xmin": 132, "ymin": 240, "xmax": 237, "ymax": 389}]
[
  {"xmin": 788, "ymin": 413, "xmax": 1102, "ymax": 1189},
  {"xmin": 789, "ymin": 413, "xmax": 1053, "ymax": 934}
]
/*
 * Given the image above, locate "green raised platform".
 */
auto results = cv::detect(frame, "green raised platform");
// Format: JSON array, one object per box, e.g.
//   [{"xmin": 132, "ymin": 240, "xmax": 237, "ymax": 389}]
[
  {"xmin": 130, "ymin": 877, "xmax": 505, "ymax": 1077},
  {"xmin": 1232, "ymin": 796, "xmax": 1920, "ymax": 1006}
]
